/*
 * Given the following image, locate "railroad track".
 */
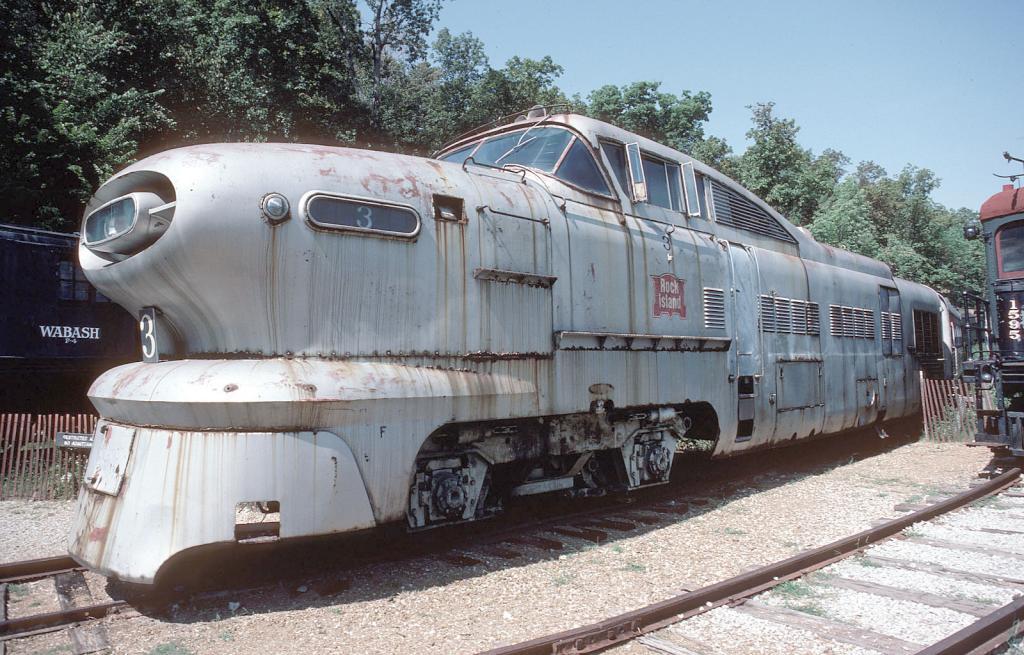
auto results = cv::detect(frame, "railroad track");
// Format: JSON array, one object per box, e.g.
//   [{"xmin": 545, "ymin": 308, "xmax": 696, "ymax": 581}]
[{"xmin": 481, "ymin": 467, "xmax": 1024, "ymax": 655}]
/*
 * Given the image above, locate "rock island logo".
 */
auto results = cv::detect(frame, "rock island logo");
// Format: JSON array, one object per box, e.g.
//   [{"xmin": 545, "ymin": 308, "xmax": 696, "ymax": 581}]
[
  {"xmin": 651, "ymin": 274, "xmax": 686, "ymax": 319},
  {"xmin": 39, "ymin": 325, "xmax": 101, "ymax": 343}
]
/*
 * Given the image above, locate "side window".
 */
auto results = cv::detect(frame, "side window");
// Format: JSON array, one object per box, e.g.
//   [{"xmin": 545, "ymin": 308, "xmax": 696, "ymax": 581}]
[
  {"xmin": 640, "ymin": 155, "xmax": 682, "ymax": 211},
  {"xmin": 642, "ymin": 157, "xmax": 671, "ymax": 209},
  {"xmin": 996, "ymin": 222, "xmax": 1024, "ymax": 278},
  {"xmin": 682, "ymin": 163, "xmax": 701, "ymax": 217},
  {"xmin": 58, "ymin": 260, "xmax": 91, "ymax": 302},
  {"xmin": 600, "ymin": 142, "xmax": 629, "ymax": 194},
  {"xmin": 879, "ymin": 287, "xmax": 903, "ymax": 356},
  {"xmin": 555, "ymin": 139, "xmax": 611, "ymax": 196},
  {"xmin": 913, "ymin": 310, "xmax": 941, "ymax": 356}
]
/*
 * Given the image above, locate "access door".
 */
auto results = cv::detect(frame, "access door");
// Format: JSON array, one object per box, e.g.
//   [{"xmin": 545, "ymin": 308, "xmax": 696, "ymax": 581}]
[{"xmin": 727, "ymin": 244, "xmax": 765, "ymax": 442}]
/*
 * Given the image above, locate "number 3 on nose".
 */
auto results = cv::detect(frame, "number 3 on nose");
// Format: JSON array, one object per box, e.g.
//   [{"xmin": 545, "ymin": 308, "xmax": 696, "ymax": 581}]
[{"xmin": 138, "ymin": 307, "xmax": 160, "ymax": 363}]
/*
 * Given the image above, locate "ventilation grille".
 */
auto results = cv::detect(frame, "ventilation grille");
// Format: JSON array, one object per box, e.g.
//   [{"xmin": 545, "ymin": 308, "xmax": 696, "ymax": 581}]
[
  {"xmin": 703, "ymin": 288, "xmax": 726, "ymax": 330},
  {"xmin": 710, "ymin": 180, "xmax": 796, "ymax": 243},
  {"xmin": 830, "ymin": 305, "xmax": 877, "ymax": 339},
  {"xmin": 882, "ymin": 311, "xmax": 902, "ymax": 341},
  {"xmin": 761, "ymin": 295, "xmax": 820, "ymax": 335}
]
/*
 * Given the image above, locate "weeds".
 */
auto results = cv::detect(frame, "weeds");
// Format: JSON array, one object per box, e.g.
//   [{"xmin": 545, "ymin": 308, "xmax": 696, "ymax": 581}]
[
  {"xmin": 774, "ymin": 580, "xmax": 817, "ymax": 599},
  {"xmin": 148, "ymin": 643, "xmax": 194, "ymax": 655}
]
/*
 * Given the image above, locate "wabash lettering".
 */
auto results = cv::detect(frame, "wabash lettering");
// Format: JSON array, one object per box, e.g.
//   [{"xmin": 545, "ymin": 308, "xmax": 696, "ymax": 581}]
[
  {"xmin": 39, "ymin": 325, "xmax": 102, "ymax": 343},
  {"xmin": 651, "ymin": 273, "xmax": 686, "ymax": 319}
]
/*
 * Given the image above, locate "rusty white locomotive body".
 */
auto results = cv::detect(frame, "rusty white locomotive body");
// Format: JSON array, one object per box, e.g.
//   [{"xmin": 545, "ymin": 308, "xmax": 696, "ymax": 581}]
[{"xmin": 70, "ymin": 111, "xmax": 956, "ymax": 583}]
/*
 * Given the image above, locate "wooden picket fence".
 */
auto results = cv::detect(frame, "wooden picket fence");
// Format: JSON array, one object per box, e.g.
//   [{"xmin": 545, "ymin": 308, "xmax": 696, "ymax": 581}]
[
  {"xmin": 920, "ymin": 374, "xmax": 976, "ymax": 442},
  {"xmin": 0, "ymin": 414, "xmax": 97, "ymax": 500}
]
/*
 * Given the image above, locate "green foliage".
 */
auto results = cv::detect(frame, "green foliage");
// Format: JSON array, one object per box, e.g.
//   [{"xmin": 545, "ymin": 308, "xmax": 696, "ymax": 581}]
[
  {"xmin": 1, "ymin": 1, "xmax": 986, "ymax": 296},
  {"xmin": 810, "ymin": 179, "xmax": 880, "ymax": 257},
  {"xmin": 738, "ymin": 102, "xmax": 847, "ymax": 226}
]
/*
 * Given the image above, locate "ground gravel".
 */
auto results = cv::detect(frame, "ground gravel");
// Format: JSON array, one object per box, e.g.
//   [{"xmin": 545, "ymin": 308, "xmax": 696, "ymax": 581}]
[
  {"xmin": 867, "ymin": 539, "xmax": 1023, "ymax": 579},
  {"xmin": 827, "ymin": 558, "xmax": 1018, "ymax": 606},
  {"xmin": 0, "ymin": 499, "xmax": 74, "ymax": 562},
  {"xmin": 4, "ymin": 441, "xmax": 994, "ymax": 655}
]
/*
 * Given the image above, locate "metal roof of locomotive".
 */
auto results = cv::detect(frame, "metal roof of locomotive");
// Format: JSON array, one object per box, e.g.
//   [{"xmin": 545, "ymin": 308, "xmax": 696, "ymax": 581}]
[
  {"xmin": 435, "ymin": 112, "xmax": 894, "ymax": 279},
  {"xmin": 980, "ymin": 183, "xmax": 1024, "ymax": 221}
]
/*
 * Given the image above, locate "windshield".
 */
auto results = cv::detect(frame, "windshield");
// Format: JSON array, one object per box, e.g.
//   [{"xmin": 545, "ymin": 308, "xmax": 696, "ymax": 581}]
[{"xmin": 442, "ymin": 127, "xmax": 573, "ymax": 172}]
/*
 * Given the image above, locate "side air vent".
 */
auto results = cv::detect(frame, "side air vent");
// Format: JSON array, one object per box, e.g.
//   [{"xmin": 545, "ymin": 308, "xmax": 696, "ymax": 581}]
[
  {"xmin": 830, "ymin": 304, "xmax": 877, "ymax": 339},
  {"xmin": 703, "ymin": 288, "xmax": 726, "ymax": 330},
  {"xmin": 710, "ymin": 180, "xmax": 796, "ymax": 243},
  {"xmin": 762, "ymin": 296, "xmax": 820, "ymax": 336}
]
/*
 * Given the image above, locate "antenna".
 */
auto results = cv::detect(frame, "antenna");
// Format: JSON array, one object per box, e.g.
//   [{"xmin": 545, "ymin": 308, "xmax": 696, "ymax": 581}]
[{"xmin": 994, "ymin": 151, "xmax": 1024, "ymax": 184}]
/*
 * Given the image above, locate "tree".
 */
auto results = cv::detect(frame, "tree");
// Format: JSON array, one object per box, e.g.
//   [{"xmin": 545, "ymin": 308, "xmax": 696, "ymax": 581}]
[
  {"xmin": 361, "ymin": 0, "xmax": 443, "ymax": 132},
  {"xmin": 809, "ymin": 178, "xmax": 880, "ymax": 258},
  {"xmin": 0, "ymin": 2, "xmax": 172, "ymax": 230},
  {"xmin": 585, "ymin": 82, "xmax": 721, "ymax": 155}
]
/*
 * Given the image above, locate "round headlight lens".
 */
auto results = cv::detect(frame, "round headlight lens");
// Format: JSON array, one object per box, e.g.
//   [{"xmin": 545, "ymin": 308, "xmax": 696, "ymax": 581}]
[{"xmin": 262, "ymin": 193, "xmax": 290, "ymax": 223}]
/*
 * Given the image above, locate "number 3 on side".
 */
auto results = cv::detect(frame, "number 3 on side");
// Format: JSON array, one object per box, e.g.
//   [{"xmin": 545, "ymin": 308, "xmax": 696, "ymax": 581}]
[{"xmin": 139, "ymin": 307, "xmax": 159, "ymax": 363}]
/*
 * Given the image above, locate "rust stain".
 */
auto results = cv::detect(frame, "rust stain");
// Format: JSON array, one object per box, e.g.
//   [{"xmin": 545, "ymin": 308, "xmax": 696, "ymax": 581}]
[
  {"xmin": 361, "ymin": 173, "xmax": 421, "ymax": 199},
  {"xmin": 88, "ymin": 526, "xmax": 108, "ymax": 542}
]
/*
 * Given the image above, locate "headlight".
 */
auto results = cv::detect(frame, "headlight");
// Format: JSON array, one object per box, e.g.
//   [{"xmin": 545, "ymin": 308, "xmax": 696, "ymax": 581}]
[{"xmin": 83, "ymin": 192, "xmax": 175, "ymax": 255}]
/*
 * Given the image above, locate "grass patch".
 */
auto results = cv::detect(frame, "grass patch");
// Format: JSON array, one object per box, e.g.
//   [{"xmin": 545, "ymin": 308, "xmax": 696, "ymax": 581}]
[
  {"xmin": 787, "ymin": 600, "xmax": 828, "ymax": 617},
  {"xmin": 552, "ymin": 573, "xmax": 574, "ymax": 587},
  {"xmin": 773, "ymin": 580, "xmax": 817, "ymax": 599},
  {"xmin": 620, "ymin": 563, "xmax": 646, "ymax": 573},
  {"xmin": 148, "ymin": 643, "xmax": 194, "ymax": 655}
]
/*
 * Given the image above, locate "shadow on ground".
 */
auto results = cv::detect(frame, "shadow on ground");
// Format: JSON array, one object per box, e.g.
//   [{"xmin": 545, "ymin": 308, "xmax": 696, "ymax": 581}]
[{"xmin": 107, "ymin": 419, "xmax": 1005, "ymax": 625}]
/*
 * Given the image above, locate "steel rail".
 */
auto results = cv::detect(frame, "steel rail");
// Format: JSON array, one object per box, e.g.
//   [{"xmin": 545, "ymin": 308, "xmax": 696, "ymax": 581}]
[
  {"xmin": 0, "ymin": 555, "xmax": 80, "ymax": 584},
  {"xmin": 916, "ymin": 594, "xmax": 1024, "ymax": 655},
  {"xmin": 0, "ymin": 599, "xmax": 127, "ymax": 640},
  {"xmin": 479, "ymin": 467, "xmax": 1022, "ymax": 655}
]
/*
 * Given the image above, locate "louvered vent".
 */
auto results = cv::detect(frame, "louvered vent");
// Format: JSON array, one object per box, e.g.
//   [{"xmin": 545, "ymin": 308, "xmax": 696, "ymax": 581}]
[
  {"xmin": 762, "ymin": 295, "xmax": 819, "ymax": 336},
  {"xmin": 807, "ymin": 302, "xmax": 821, "ymax": 335},
  {"xmin": 710, "ymin": 180, "xmax": 796, "ymax": 243},
  {"xmin": 760, "ymin": 295, "xmax": 776, "ymax": 332},
  {"xmin": 703, "ymin": 288, "xmax": 726, "ymax": 330},
  {"xmin": 829, "ymin": 305, "xmax": 843, "ymax": 335},
  {"xmin": 891, "ymin": 312, "xmax": 903, "ymax": 340},
  {"xmin": 774, "ymin": 298, "xmax": 792, "ymax": 333},
  {"xmin": 830, "ymin": 305, "xmax": 877, "ymax": 339},
  {"xmin": 790, "ymin": 299, "xmax": 808, "ymax": 334}
]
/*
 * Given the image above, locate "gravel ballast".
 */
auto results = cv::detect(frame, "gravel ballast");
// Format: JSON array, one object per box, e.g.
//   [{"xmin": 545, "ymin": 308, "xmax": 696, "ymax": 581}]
[{"xmin": 1, "ymin": 440, "xmax": 1000, "ymax": 654}]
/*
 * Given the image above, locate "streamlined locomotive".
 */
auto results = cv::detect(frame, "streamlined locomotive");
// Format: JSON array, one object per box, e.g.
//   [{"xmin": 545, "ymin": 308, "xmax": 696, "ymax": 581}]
[{"xmin": 68, "ymin": 109, "xmax": 957, "ymax": 583}]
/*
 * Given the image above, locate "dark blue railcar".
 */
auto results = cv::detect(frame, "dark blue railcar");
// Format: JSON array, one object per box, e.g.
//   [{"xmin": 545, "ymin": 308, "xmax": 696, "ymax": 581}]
[{"xmin": 0, "ymin": 224, "xmax": 138, "ymax": 411}]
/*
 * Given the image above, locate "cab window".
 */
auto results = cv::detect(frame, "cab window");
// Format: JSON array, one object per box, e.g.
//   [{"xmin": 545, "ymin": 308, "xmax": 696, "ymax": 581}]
[
  {"xmin": 456, "ymin": 127, "xmax": 572, "ymax": 172},
  {"xmin": 555, "ymin": 139, "xmax": 611, "ymax": 195},
  {"xmin": 601, "ymin": 142, "xmax": 629, "ymax": 194},
  {"xmin": 997, "ymin": 223, "xmax": 1024, "ymax": 278},
  {"xmin": 641, "ymin": 155, "xmax": 682, "ymax": 211}
]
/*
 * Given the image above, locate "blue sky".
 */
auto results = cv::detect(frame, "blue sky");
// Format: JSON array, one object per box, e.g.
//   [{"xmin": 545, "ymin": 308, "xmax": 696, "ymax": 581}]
[{"xmin": 438, "ymin": 0, "xmax": 1023, "ymax": 211}]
